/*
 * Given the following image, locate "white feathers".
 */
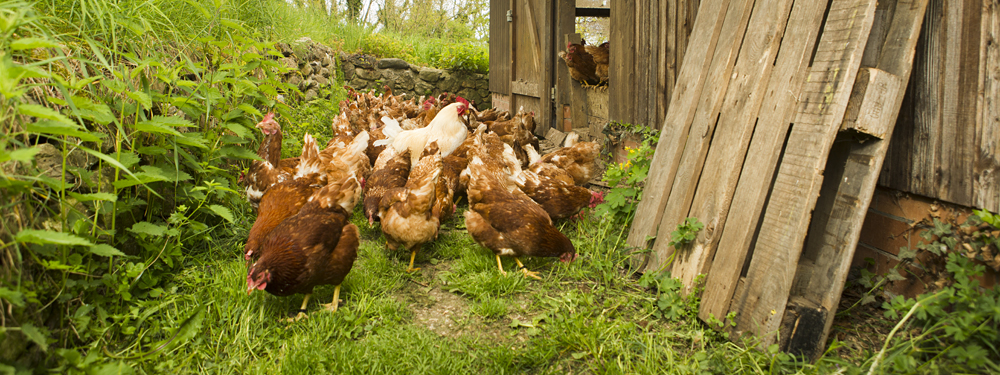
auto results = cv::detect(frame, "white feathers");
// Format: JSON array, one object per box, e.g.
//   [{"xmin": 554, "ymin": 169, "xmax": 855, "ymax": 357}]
[{"xmin": 373, "ymin": 116, "xmax": 401, "ymax": 147}]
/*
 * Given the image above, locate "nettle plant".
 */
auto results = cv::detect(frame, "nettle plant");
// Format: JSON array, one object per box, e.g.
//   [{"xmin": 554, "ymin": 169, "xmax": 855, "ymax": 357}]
[
  {"xmin": 595, "ymin": 122, "xmax": 658, "ymax": 223},
  {"xmin": 0, "ymin": 5, "xmax": 297, "ymax": 366}
]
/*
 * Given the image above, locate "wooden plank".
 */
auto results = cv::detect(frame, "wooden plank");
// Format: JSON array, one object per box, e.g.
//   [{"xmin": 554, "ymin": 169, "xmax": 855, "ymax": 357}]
[
  {"xmin": 660, "ymin": 0, "xmax": 675, "ymax": 129},
  {"xmin": 647, "ymin": 0, "xmax": 756, "ymax": 275},
  {"xmin": 555, "ymin": 1, "xmax": 575, "ymax": 135},
  {"xmin": 779, "ymin": 2, "xmax": 927, "ymax": 359},
  {"xmin": 699, "ymin": 0, "xmax": 829, "ymax": 323},
  {"xmin": 625, "ymin": 0, "xmax": 733, "ymax": 262},
  {"xmin": 668, "ymin": 0, "xmax": 797, "ymax": 292},
  {"xmin": 839, "ymin": 68, "xmax": 903, "ymax": 138},
  {"xmin": 977, "ymin": 0, "xmax": 1000, "ymax": 211},
  {"xmin": 635, "ymin": 0, "xmax": 651, "ymax": 126},
  {"xmin": 609, "ymin": 0, "xmax": 636, "ymax": 125},
  {"xmin": 489, "ymin": 0, "xmax": 511, "ymax": 95},
  {"xmin": 881, "ymin": 0, "xmax": 983, "ymax": 209},
  {"xmin": 782, "ymin": 0, "xmax": 929, "ymax": 355},
  {"xmin": 511, "ymin": 80, "xmax": 541, "ymax": 97},
  {"xmin": 731, "ymin": 0, "xmax": 876, "ymax": 346}
]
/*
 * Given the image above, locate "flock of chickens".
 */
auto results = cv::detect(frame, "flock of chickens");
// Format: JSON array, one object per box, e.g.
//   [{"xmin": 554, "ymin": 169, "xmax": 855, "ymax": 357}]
[
  {"xmin": 240, "ymin": 88, "xmax": 604, "ymax": 319},
  {"xmin": 558, "ymin": 40, "xmax": 610, "ymax": 86}
]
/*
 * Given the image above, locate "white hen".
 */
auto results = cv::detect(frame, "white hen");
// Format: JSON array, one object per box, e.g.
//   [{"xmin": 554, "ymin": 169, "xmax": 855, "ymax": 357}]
[{"xmin": 374, "ymin": 99, "xmax": 470, "ymax": 167}]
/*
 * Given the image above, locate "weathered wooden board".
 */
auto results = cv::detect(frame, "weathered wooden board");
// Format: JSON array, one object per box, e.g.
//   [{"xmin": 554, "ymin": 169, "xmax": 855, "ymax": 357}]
[
  {"xmin": 488, "ymin": 0, "xmax": 511, "ymax": 95},
  {"xmin": 626, "ymin": 0, "xmax": 735, "ymax": 264},
  {"xmin": 730, "ymin": 0, "xmax": 877, "ymax": 345},
  {"xmin": 979, "ymin": 1, "xmax": 1000, "ymax": 210},
  {"xmin": 510, "ymin": 0, "xmax": 553, "ymax": 136},
  {"xmin": 666, "ymin": 0, "xmax": 797, "ymax": 292},
  {"xmin": 609, "ymin": 0, "xmax": 636, "ymax": 125},
  {"xmin": 647, "ymin": 0, "xmax": 756, "ymax": 273},
  {"xmin": 840, "ymin": 68, "xmax": 903, "ymax": 139},
  {"xmin": 781, "ymin": 0, "xmax": 929, "ymax": 359},
  {"xmin": 697, "ymin": 0, "xmax": 829, "ymax": 322},
  {"xmin": 880, "ymin": 0, "xmax": 991, "ymax": 210}
]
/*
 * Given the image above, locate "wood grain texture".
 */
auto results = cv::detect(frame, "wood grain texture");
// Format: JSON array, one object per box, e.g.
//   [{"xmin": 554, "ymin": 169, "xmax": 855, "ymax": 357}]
[
  {"xmin": 626, "ymin": 0, "xmax": 734, "ymax": 256},
  {"xmin": 648, "ymin": 0, "xmax": 755, "ymax": 275},
  {"xmin": 880, "ymin": 0, "xmax": 993, "ymax": 211},
  {"xmin": 731, "ymin": 0, "xmax": 876, "ymax": 345},
  {"xmin": 488, "ymin": 0, "xmax": 511, "ymax": 95},
  {"xmin": 783, "ymin": 2, "xmax": 927, "ymax": 359},
  {"xmin": 698, "ymin": 0, "xmax": 828, "ymax": 324},
  {"xmin": 610, "ymin": 0, "xmax": 636, "ymax": 125},
  {"xmin": 977, "ymin": 0, "xmax": 1000, "ymax": 210},
  {"xmin": 668, "ymin": 0, "xmax": 796, "ymax": 293}
]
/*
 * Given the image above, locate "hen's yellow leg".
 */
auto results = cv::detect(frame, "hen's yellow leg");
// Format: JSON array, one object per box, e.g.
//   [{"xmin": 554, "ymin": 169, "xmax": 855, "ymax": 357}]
[
  {"xmin": 283, "ymin": 294, "xmax": 311, "ymax": 322},
  {"xmin": 406, "ymin": 249, "xmax": 421, "ymax": 273},
  {"xmin": 496, "ymin": 254, "xmax": 507, "ymax": 276},
  {"xmin": 321, "ymin": 284, "xmax": 341, "ymax": 312},
  {"xmin": 515, "ymin": 258, "xmax": 541, "ymax": 280}
]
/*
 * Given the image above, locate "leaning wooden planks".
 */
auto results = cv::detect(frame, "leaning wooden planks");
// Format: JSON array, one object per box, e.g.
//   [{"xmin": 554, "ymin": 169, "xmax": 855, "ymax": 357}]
[
  {"xmin": 777, "ymin": 0, "xmax": 930, "ymax": 359},
  {"xmin": 730, "ymin": 0, "xmax": 879, "ymax": 347}
]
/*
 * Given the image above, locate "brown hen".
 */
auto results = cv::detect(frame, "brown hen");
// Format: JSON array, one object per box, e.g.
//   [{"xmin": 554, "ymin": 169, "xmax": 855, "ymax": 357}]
[{"xmin": 246, "ymin": 175, "xmax": 362, "ymax": 321}]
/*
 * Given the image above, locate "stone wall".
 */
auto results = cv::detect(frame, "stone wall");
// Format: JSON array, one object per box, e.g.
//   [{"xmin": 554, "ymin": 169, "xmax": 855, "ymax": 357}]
[
  {"xmin": 274, "ymin": 39, "xmax": 339, "ymax": 102},
  {"xmin": 338, "ymin": 53, "xmax": 491, "ymax": 109}
]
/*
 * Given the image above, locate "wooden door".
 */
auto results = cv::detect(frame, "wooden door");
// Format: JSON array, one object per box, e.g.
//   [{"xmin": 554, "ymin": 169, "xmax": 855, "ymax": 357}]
[{"xmin": 510, "ymin": 0, "xmax": 554, "ymax": 136}]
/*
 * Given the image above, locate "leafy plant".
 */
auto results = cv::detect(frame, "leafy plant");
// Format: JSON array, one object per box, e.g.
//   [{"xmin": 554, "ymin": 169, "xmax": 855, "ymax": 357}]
[
  {"xmin": 594, "ymin": 122, "xmax": 658, "ymax": 223},
  {"xmin": 864, "ymin": 209, "xmax": 1000, "ymax": 373},
  {"xmin": 668, "ymin": 217, "xmax": 704, "ymax": 248}
]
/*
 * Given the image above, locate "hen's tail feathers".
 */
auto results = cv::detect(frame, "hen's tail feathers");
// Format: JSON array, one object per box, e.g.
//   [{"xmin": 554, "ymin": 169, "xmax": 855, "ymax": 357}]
[
  {"xmin": 309, "ymin": 173, "xmax": 362, "ymax": 211},
  {"xmin": 564, "ymin": 132, "xmax": 580, "ymax": 148},
  {"xmin": 372, "ymin": 117, "xmax": 401, "ymax": 147},
  {"xmin": 296, "ymin": 133, "xmax": 323, "ymax": 179},
  {"xmin": 524, "ymin": 144, "xmax": 541, "ymax": 165},
  {"xmin": 349, "ymin": 131, "xmax": 371, "ymax": 156}
]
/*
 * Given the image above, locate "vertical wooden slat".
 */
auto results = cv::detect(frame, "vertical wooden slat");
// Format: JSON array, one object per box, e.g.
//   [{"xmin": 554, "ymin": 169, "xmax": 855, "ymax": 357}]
[
  {"xmin": 610, "ymin": 0, "xmax": 636, "ymax": 126},
  {"xmin": 881, "ymin": 0, "xmax": 989, "ymax": 210},
  {"xmin": 730, "ymin": 0, "xmax": 877, "ymax": 345},
  {"xmin": 978, "ymin": 0, "xmax": 1000, "ymax": 210},
  {"xmin": 625, "ymin": 0, "xmax": 734, "ymax": 258},
  {"xmin": 698, "ymin": 0, "xmax": 828, "ymax": 323},
  {"xmin": 489, "ymin": 0, "xmax": 511, "ymax": 95}
]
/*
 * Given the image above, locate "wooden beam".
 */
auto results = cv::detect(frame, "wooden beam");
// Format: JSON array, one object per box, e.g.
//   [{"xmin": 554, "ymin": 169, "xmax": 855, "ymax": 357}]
[
  {"xmin": 839, "ymin": 68, "xmax": 903, "ymax": 139},
  {"xmin": 730, "ymin": 0, "xmax": 877, "ymax": 347},
  {"xmin": 782, "ymin": 0, "xmax": 929, "ymax": 360},
  {"xmin": 576, "ymin": 7, "xmax": 611, "ymax": 17},
  {"xmin": 977, "ymin": 1, "xmax": 1000, "ymax": 210}
]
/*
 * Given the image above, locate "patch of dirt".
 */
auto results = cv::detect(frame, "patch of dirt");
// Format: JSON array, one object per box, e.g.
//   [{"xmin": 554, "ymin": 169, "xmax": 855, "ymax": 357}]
[{"xmin": 410, "ymin": 286, "xmax": 468, "ymax": 337}]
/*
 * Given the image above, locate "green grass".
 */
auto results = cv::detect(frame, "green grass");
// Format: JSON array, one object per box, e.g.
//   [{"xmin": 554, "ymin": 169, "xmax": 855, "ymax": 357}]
[{"xmin": 104, "ymin": 205, "xmax": 865, "ymax": 374}]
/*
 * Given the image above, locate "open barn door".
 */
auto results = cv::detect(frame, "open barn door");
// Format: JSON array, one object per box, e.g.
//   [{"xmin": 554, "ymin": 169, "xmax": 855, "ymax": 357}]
[{"xmin": 509, "ymin": 0, "xmax": 554, "ymax": 136}]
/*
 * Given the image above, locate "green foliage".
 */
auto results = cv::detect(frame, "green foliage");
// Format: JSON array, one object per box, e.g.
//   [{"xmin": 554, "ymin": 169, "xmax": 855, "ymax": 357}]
[
  {"xmin": 637, "ymin": 271, "xmax": 702, "ymax": 322},
  {"xmin": 669, "ymin": 217, "xmax": 704, "ymax": 248},
  {"xmin": 0, "ymin": 2, "xmax": 301, "ymax": 370},
  {"xmin": 862, "ymin": 209, "xmax": 1000, "ymax": 373},
  {"xmin": 594, "ymin": 122, "xmax": 659, "ymax": 223}
]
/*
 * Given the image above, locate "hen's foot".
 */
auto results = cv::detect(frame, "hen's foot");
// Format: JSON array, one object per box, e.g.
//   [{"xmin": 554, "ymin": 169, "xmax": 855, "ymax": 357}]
[
  {"xmin": 406, "ymin": 250, "xmax": 421, "ymax": 273},
  {"xmin": 322, "ymin": 285, "xmax": 342, "ymax": 312},
  {"xmin": 496, "ymin": 254, "xmax": 507, "ymax": 276},
  {"xmin": 282, "ymin": 311, "xmax": 308, "ymax": 323},
  {"xmin": 515, "ymin": 258, "xmax": 540, "ymax": 280}
]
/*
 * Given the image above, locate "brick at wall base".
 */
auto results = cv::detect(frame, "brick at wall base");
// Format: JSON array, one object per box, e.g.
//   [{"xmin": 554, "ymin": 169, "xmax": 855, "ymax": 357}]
[{"xmin": 853, "ymin": 187, "xmax": 998, "ymax": 298}]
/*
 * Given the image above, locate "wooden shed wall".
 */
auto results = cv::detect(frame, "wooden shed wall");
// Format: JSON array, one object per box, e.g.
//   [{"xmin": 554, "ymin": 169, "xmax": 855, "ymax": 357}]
[
  {"xmin": 880, "ymin": 0, "xmax": 1000, "ymax": 212},
  {"xmin": 489, "ymin": 0, "xmax": 511, "ymax": 95},
  {"xmin": 609, "ymin": 0, "xmax": 699, "ymax": 129}
]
